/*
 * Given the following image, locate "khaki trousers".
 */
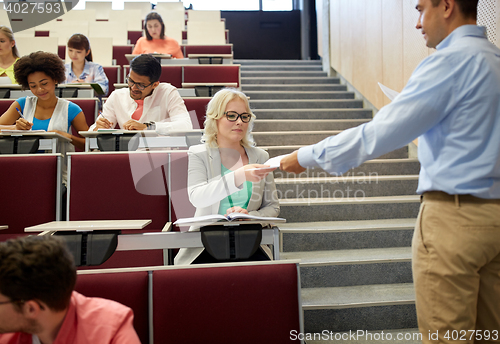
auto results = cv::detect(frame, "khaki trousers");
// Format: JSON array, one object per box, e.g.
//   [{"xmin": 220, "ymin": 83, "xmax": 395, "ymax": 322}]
[{"xmin": 412, "ymin": 192, "xmax": 500, "ymax": 344}]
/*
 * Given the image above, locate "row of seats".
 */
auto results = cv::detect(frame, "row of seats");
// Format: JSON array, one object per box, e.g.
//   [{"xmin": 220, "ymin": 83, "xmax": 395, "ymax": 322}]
[
  {"xmin": 0, "ymin": 63, "xmax": 239, "ymax": 98},
  {"xmin": 0, "ymin": 96, "xmax": 211, "ymax": 130},
  {"xmin": 12, "ymin": 37, "xmax": 231, "ymax": 67},
  {"xmin": 111, "ymin": 43, "xmax": 233, "ymax": 66},
  {"xmin": 121, "ymin": 64, "xmax": 241, "ymax": 90},
  {"xmin": 1, "ymin": 151, "xmax": 194, "ymax": 268},
  {"xmin": 0, "ymin": 150, "xmax": 277, "ymax": 269},
  {"xmin": 10, "ymin": 12, "xmax": 227, "ymax": 46},
  {"xmin": 75, "ymin": 261, "xmax": 302, "ymax": 344}
]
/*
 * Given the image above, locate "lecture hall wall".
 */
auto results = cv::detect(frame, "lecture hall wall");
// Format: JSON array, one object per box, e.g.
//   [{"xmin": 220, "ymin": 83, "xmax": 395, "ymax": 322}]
[{"xmin": 316, "ymin": 0, "xmax": 500, "ymax": 110}]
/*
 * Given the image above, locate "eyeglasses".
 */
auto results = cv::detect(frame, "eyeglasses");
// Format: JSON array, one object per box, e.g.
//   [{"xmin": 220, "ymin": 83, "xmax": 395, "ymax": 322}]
[
  {"xmin": 126, "ymin": 77, "xmax": 154, "ymax": 91},
  {"xmin": 0, "ymin": 299, "xmax": 44, "ymax": 310},
  {"xmin": 224, "ymin": 111, "xmax": 251, "ymax": 123},
  {"xmin": 0, "ymin": 299, "xmax": 19, "ymax": 306}
]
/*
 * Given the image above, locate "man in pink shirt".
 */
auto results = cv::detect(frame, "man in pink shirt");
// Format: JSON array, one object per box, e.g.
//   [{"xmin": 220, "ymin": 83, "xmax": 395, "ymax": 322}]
[{"xmin": 0, "ymin": 236, "xmax": 141, "ymax": 344}]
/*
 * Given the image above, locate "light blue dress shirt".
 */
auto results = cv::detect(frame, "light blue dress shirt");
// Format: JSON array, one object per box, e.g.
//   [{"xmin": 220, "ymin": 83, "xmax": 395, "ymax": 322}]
[
  {"xmin": 63, "ymin": 60, "xmax": 109, "ymax": 96},
  {"xmin": 298, "ymin": 25, "xmax": 500, "ymax": 199}
]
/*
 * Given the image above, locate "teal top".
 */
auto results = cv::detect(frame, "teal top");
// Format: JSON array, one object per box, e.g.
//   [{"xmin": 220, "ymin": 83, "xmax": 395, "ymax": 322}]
[{"xmin": 218, "ymin": 164, "xmax": 252, "ymax": 215}]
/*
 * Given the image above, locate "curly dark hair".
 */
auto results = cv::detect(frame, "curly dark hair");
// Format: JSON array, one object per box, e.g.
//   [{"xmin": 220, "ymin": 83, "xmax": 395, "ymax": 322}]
[
  {"xmin": 14, "ymin": 51, "xmax": 66, "ymax": 90},
  {"xmin": 0, "ymin": 236, "xmax": 76, "ymax": 312}
]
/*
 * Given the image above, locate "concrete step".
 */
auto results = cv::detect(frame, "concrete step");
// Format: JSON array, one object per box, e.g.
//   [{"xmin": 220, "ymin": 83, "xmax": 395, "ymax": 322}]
[
  {"xmin": 279, "ymin": 218, "xmax": 416, "ymax": 252},
  {"xmin": 254, "ymin": 130, "xmax": 341, "ymax": 146},
  {"xmin": 278, "ymin": 195, "xmax": 421, "ymax": 222},
  {"xmin": 302, "ymin": 284, "xmax": 417, "ymax": 332},
  {"xmin": 241, "ymin": 65, "xmax": 324, "ymax": 72},
  {"xmin": 254, "ymin": 119, "xmax": 369, "ymax": 131},
  {"xmin": 250, "ymin": 99, "xmax": 363, "ymax": 109},
  {"xmin": 283, "ymin": 247, "xmax": 412, "ymax": 288},
  {"xmin": 273, "ymin": 159, "xmax": 420, "ymax": 178},
  {"xmin": 246, "ymin": 91, "xmax": 355, "ymax": 100},
  {"xmin": 253, "ymin": 108, "xmax": 373, "ymax": 120},
  {"xmin": 262, "ymin": 145, "xmax": 409, "ymax": 159},
  {"xmin": 275, "ymin": 175, "xmax": 419, "ymax": 198},
  {"xmin": 242, "ymin": 77, "xmax": 340, "ymax": 85},
  {"xmin": 235, "ymin": 59, "xmax": 322, "ymax": 66},
  {"xmin": 283, "ymin": 247, "xmax": 412, "ymax": 267},
  {"xmin": 306, "ymin": 328, "xmax": 422, "ymax": 344},
  {"xmin": 242, "ymin": 71, "xmax": 328, "ymax": 78},
  {"xmin": 243, "ymin": 84, "xmax": 348, "ymax": 92}
]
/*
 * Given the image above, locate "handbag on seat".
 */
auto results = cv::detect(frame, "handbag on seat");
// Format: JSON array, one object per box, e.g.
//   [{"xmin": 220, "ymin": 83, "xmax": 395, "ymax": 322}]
[{"xmin": 200, "ymin": 223, "xmax": 262, "ymax": 261}]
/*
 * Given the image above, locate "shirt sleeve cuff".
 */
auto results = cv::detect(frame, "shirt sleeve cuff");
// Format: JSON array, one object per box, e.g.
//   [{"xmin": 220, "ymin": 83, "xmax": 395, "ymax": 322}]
[
  {"xmin": 297, "ymin": 145, "xmax": 319, "ymax": 169},
  {"xmin": 154, "ymin": 122, "xmax": 169, "ymax": 135}
]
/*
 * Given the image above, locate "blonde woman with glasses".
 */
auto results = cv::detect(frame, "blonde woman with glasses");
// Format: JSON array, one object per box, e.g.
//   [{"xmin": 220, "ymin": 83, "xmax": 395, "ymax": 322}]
[{"xmin": 174, "ymin": 88, "xmax": 280, "ymax": 265}]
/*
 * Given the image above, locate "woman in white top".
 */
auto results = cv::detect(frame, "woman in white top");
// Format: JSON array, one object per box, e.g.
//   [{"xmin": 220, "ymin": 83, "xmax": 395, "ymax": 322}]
[
  {"xmin": 174, "ymin": 88, "xmax": 280, "ymax": 265},
  {"xmin": 0, "ymin": 51, "xmax": 88, "ymax": 150}
]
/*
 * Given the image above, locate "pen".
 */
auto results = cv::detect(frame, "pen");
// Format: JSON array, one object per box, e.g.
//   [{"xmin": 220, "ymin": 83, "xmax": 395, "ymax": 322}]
[
  {"xmin": 99, "ymin": 112, "xmax": 113, "ymax": 129},
  {"xmin": 15, "ymin": 107, "xmax": 24, "ymax": 119}
]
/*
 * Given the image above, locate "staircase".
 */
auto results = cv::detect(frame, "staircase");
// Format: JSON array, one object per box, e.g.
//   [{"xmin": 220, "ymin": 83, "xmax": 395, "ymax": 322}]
[{"xmin": 237, "ymin": 59, "xmax": 422, "ymax": 342}]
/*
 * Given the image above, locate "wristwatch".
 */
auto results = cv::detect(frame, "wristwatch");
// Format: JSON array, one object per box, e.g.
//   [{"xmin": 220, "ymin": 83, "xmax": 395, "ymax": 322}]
[{"xmin": 146, "ymin": 121, "xmax": 156, "ymax": 131}]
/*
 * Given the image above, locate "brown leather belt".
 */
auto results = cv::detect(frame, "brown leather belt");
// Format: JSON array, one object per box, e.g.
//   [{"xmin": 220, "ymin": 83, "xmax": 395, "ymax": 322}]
[{"xmin": 421, "ymin": 191, "xmax": 500, "ymax": 204}]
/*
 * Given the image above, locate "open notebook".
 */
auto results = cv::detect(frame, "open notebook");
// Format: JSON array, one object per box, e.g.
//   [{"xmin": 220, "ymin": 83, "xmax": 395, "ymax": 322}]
[{"xmin": 174, "ymin": 213, "xmax": 286, "ymax": 227}]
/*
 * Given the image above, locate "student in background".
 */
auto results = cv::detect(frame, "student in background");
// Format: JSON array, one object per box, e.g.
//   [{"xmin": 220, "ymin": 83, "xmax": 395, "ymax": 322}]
[
  {"xmin": 132, "ymin": 12, "xmax": 184, "ymax": 58},
  {"xmin": 0, "ymin": 51, "xmax": 88, "ymax": 151},
  {"xmin": 62, "ymin": 34, "xmax": 109, "ymax": 96},
  {"xmin": 174, "ymin": 88, "xmax": 279, "ymax": 265},
  {"xmin": 0, "ymin": 26, "xmax": 20, "ymax": 84},
  {"xmin": 0, "ymin": 235, "xmax": 141, "ymax": 344},
  {"xmin": 91, "ymin": 54, "xmax": 191, "ymax": 133}
]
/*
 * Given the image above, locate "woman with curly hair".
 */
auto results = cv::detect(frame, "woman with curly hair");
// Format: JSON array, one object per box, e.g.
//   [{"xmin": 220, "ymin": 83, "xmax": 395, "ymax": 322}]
[
  {"xmin": 0, "ymin": 51, "xmax": 88, "ymax": 150},
  {"xmin": 0, "ymin": 26, "xmax": 20, "ymax": 84},
  {"xmin": 174, "ymin": 88, "xmax": 280, "ymax": 265},
  {"xmin": 132, "ymin": 12, "xmax": 184, "ymax": 58}
]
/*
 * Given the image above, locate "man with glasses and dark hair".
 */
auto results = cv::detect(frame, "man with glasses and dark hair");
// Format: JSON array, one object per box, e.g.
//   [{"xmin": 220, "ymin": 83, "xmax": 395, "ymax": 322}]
[
  {"xmin": 0, "ymin": 236, "xmax": 141, "ymax": 344},
  {"xmin": 91, "ymin": 53, "xmax": 192, "ymax": 133}
]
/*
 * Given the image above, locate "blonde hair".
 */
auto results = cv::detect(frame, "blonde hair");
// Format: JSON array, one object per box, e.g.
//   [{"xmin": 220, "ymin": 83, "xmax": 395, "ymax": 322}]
[
  {"xmin": 202, "ymin": 88, "xmax": 256, "ymax": 148},
  {"xmin": 0, "ymin": 26, "xmax": 20, "ymax": 58}
]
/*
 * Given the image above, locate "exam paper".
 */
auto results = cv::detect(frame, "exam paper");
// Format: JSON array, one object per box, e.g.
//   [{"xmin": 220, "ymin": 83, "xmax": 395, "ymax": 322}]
[
  {"xmin": 378, "ymin": 82, "xmax": 400, "ymax": 101},
  {"xmin": 246, "ymin": 154, "xmax": 289, "ymax": 171}
]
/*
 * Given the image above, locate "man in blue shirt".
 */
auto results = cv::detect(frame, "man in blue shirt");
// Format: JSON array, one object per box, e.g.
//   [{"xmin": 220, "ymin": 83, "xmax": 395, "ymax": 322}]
[{"xmin": 281, "ymin": 0, "xmax": 500, "ymax": 342}]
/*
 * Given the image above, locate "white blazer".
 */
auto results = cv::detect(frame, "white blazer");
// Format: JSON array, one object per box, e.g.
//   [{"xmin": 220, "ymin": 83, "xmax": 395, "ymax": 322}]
[{"xmin": 174, "ymin": 143, "xmax": 280, "ymax": 265}]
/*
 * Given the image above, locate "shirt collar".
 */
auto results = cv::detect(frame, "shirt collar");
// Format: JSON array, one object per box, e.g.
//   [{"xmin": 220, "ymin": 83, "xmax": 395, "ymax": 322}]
[
  {"xmin": 70, "ymin": 59, "xmax": 91, "ymax": 77},
  {"xmin": 436, "ymin": 25, "xmax": 487, "ymax": 50}
]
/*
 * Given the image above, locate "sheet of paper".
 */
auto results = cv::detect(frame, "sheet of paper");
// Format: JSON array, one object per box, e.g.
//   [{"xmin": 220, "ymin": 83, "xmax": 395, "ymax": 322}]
[
  {"xmin": 246, "ymin": 154, "xmax": 289, "ymax": 171},
  {"xmin": 1, "ymin": 129, "xmax": 46, "ymax": 133},
  {"xmin": 97, "ymin": 129, "xmax": 119, "ymax": 132},
  {"xmin": 378, "ymin": 82, "xmax": 400, "ymax": 101}
]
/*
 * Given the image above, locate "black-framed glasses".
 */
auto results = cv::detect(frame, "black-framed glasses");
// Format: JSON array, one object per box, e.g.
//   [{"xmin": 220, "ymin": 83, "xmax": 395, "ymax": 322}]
[
  {"xmin": 224, "ymin": 111, "xmax": 251, "ymax": 123},
  {"xmin": 0, "ymin": 299, "xmax": 44, "ymax": 309},
  {"xmin": 0, "ymin": 299, "xmax": 19, "ymax": 306},
  {"xmin": 126, "ymin": 76, "xmax": 154, "ymax": 91}
]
